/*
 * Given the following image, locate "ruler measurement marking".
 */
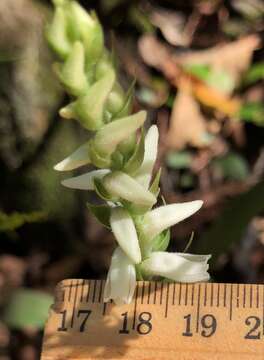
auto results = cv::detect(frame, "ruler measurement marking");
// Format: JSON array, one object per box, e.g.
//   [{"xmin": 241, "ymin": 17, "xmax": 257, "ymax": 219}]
[
  {"xmin": 98, "ymin": 280, "xmax": 103, "ymax": 303},
  {"xmin": 132, "ymin": 284, "xmax": 139, "ymax": 330},
  {"xmin": 178, "ymin": 283, "xmax": 182, "ymax": 305},
  {"xmin": 86, "ymin": 280, "xmax": 91, "ymax": 303},
  {"xmin": 70, "ymin": 281, "xmax": 79, "ymax": 328},
  {"xmin": 229, "ymin": 284, "xmax": 233, "ymax": 321},
  {"xmin": 191, "ymin": 284, "xmax": 194, "ymax": 306},
  {"xmin": 204, "ymin": 283, "xmax": 207, "ymax": 307},
  {"xmin": 141, "ymin": 282, "xmax": 145, "ymax": 304},
  {"xmin": 243, "ymin": 284, "xmax": 246, "ymax": 308},
  {"xmin": 196, "ymin": 284, "xmax": 201, "ymax": 333},
  {"xmin": 160, "ymin": 282, "xmax": 164, "ymax": 305},
  {"xmin": 102, "ymin": 302, "xmax": 107, "ymax": 316},
  {"xmin": 256, "ymin": 285, "xmax": 259, "ymax": 308},
  {"xmin": 184, "ymin": 284, "xmax": 188, "ymax": 306},
  {"xmin": 147, "ymin": 282, "xmax": 151, "ymax": 304},
  {"xmin": 153, "ymin": 282, "xmax": 158, "ymax": 305},
  {"xmin": 210, "ymin": 283, "xmax": 214, "ymax": 307},
  {"xmin": 249, "ymin": 284, "xmax": 253, "ymax": 308},
  {"xmin": 236, "ymin": 284, "xmax": 240, "ymax": 308},
  {"xmin": 92, "ymin": 280, "xmax": 97, "ymax": 303},
  {"xmin": 217, "ymin": 283, "xmax": 220, "ymax": 307},
  {"xmin": 165, "ymin": 283, "xmax": 170, "ymax": 318},
  {"xmin": 172, "ymin": 282, "xmax": 176, "ymax": 305},
  {"xmin": 80, "ymin": 279, "xmax": 85, "ymax": 302},
  {"xmin": 223, "ymin": 284, "xmax": 227, "ymax": 307},
  {"xmin": 68, "ymin": 280, "xmax": 73, "ymax": 302}
]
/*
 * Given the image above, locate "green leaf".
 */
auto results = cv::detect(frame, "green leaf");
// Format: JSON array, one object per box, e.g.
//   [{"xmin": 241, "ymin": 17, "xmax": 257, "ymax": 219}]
[
  {"xmin": 151, "ymin": 229, "xmax": 170, "ymax": 252},
  {"xmin": 243, "ymin": 62, "xmax": 264, "ymax": 85},
  {"xmin": 0, "ymin": 211, "xmax": 47, "ymax": 232},
  {"xmin": 166, "ymin": 151, "xmax": 192, "ymax": 169},
  {"xmin": 197, "ymin": 181, "xmax": 264, "ymax": 265},
  {"xmin": 3, "ymin": 289, "xmax": 53, "ymax": 329},
  {"xmin": 239, "ymin": 102, "xmax": 264, "ymax": 126},
  {"xmin": 86, "ymin": 203, "xmax": 111, "ymax": 228},
  {"xmin": 123, "ymin": 130, "xmax": 145, "ymax": 174},
  {"xmin": 212, "ymin": 152, "xmax": 249, "ymax": 181}
]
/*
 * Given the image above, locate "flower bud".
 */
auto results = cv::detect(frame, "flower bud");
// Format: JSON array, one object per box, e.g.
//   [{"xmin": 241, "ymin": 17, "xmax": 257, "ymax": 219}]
[
  {"xmin": 54, "ymin": 142, "xmax": 90, "ymax": 171},
  {"xmin": 93, "ymin": 110, "xmax": 146, "ymax": 157},
  {"xmin": 58, "ymin": 41, "xmax": 88, "ymax": 96},
  {"xmin": 66, "ymin": 1, "xmax": 95, "ymax": 41},
  {"xmin": 46, "ymin": 6, "xmax": 71, "ymax": 59},
  {"xmin": 106, "ymin": 82, "xmax": 125, "ymax": 115},
  {"xmin": 103, "ymin": 171, "xmax": 157, "ymax": 206},
  {"xmin": 63, "ymin": 70, "xmax": 115, "ymax": 130}
]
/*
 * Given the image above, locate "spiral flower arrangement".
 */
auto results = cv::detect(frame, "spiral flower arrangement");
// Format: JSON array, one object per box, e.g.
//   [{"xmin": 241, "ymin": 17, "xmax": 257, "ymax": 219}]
[{"xmin": 46, "ymin": 0, "xmax": 210, "ymax": 305}]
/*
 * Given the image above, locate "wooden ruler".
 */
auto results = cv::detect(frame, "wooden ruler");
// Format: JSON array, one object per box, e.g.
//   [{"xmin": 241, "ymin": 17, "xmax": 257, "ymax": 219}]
[{"xmin": 41, "ymin": 279, "xmax": 264, "ymax": 360}]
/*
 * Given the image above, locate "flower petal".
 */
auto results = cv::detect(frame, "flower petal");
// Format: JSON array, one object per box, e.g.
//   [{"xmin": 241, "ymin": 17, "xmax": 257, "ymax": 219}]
[
  {"xmin": 141, "ymin": 251, "xmax": 211, "ymax": 283},
  {"xmin": 135, "ymin": 125, "xmax": 159, "ymax": 189},
  {"xmin": 54, "ymin": 142, "xmax": 90, "ymax": 171},
  {"xmin": 103, "ymin": 247, "xmax": 136, "ymax": 305},
  {"xmin": 141, "ymin": 200, "xmax": 203, "ymax": 241},
  {"xmin": 61, "ymin": 169, "xmax": 110, "ymax": 190},
  {"xmin": 103, "ymin": 171, "xmax": 157, "ymax": 206},
  {"xmin": 110, "ymin": 208, "xmax": 141, "ymax": 264}
]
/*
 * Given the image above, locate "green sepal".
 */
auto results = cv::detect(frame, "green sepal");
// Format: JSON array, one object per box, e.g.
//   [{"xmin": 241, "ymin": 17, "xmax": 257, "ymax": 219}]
[
  {"xmin": 111, "ymin": 151, "xmax": 124, "ymax": 170},
  {"xmin": 57, "ymin": 41, "xmax": 88, "ymax": 96},
  {"xmin": 89, "ymin": 140, "xmax": 111, "ymax": 169},
  {"xmin": 123, "ymin": 129, "xmax": 145, "ymax": 174},
  {"xmin": 73, "ymin": 70, "xmax": 115, "ymax": 130},
  {"xmin": 117, "ymin": 134, "xmax": 137, "ymax": 159},
  {"xmin": 149, "ymin": 168, "xmax": 162, "ymax": 197},
  {"xmin": 86, "ymin": 202, "xmax": 111, "ymax": 229},
  {"xmin": 83, "ymin": 12, "xmax": 104, "ymax": 70},
  {"xmin": 115, "ymin": 79, "xmax": 135, "ymax": 119},
  {"xmin": 151, "ymin": 228, "xmax": 170, "ymax": 252},
  {"xmin": 93, "ymin": 178, "xmax": 118, "ymax": 202},
  {"xmin": 46, "ymin": 6, "xmax": 71, "ymax": 59},
  {"xmin": 106, "ymin": 82, "xmax": 126, "ymax": 115}
]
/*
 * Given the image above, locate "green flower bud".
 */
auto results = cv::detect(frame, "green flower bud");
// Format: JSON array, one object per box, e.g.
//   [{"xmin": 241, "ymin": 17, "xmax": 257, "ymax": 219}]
[
  {"xmin": 93, "ymin": 110, "xmax": 147, "ymax": 157},
  {"xmin": 95, "ymin": 51, "xmax": 114, "ymax": 80},
  {"xmin": 66, "ymin": 1, "xmax": 95, "ymax": 41},
  {"xmin": 46, "ymin": 6, "xmax": 71, "ymax": 59},
  {"xmin": 58, "ymin": 41, "xmax": 88, "ymax": 96},
  {"xmin": 61, "ymin": 70, "xmax": 115, "ymax": 130},
  {"xmin": 106, "ymin": 82, "xmax": 125, "ymax": 115},
  {"xmin": 88, "ymin": 140, "xmax": 111, "ymax": 169}
]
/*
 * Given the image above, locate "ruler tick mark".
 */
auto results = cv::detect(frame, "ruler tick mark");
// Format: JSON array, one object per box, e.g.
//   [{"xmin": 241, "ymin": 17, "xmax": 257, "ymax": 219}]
[
  {"xmin": 154, "ymin": 282, "xmax": 157, "ymax": 305},
  {"xmin": 132, "ymin": 285, "xmax": 139, "ymax": 330},
  {"xmin": 204, "ymin": 284, "xmax": 207, "ymax": 307},
  {"xmin": 196, "ymin": 284, "xmax": 201, "ymax": 333},
  {"xmin": 160, "ymin": 282, "xmax": 164, "ymax": 305},
  {"xmin": 243, "ymin": 284, "xmax": 246, "ymax": 308},
  {"xmin": 102, "ymin": 302, "xmax": 107, "ymax": 316},
  {"xmin": 172, "ymin": 283, "xmax": 176, "ymax": 305},
  {"xmin": 71, "ymin": 281, "xmax": 78, "ymax": 328},
  {"xmin": 223, "ymin": 284, "xmax": 227, "ymax": 307},
  {"xmin": 165, "ymin": 283, "xmax": 170, "ymax": 318},
  {"xmin": 141, "ymin": 282, "xmax": 145, "ymax": 304},
  {"xmin": 92, "ymin": 280, "xmax": 97, "ymax": 303},
  {"xmin": 147, "ymin": 282, "xmax": 151, "ymax": 304},
  {"xmin": 80, "ymin": 279, "xmax": 85, "ymax": 302},
  {"xmin": 236, "ymin": 284, "xmax": 240, "ymax": 308},
  {"xmin": 178, "ymin": 283, "xmax": 182, "ymax": 306},
  {"xmin": 86, "ymin": 280, "xmax": 91, "ymax": 303},
  {"xmin": 98, "ymin": 280, "xmax": 103, "ymax": 303},
  {"xmin": 184, "ymin": 284, "xmax": 188, "ymax": 306},
  {"xmin": 68, "ymin": 280, "xmax": 73, "ymax": 302},
  {"xmin": 256, "ymin": 285, "xmax": 259, "ymax": 308},
  {"xmin": 249, "ymin": 284, "xmax": 253, "ymax": 308},
  {"xmin": 229, "ymin": 284, "xmax": 233, "ymax": 321},
  {"xmin": 191, "ymin": 284, "xmax": 194, "ymax": 306},
  {"xmin": 217, "ymin": 283, "xmax": 220, "ymax": 307},
  {"xmin": 210, "ymin": 283, "xmax": 214, "ymax": 307}
]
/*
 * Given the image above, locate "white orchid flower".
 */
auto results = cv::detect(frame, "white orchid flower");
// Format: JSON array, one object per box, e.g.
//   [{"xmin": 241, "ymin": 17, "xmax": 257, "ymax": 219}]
[
  {"xmin": 61, "ymin": 169, "xmax": 110, "ymax": 190},
  {"xmin": 135, "ymin": 125, "xmax": 159, "ymax": 189},
  {"xmin": 54, "ymin": 142, "xmax": 90, "ymax": 171},
  {"xmin": 110, "ymin": 208, "xmax": 141, "ymax": 264},
  {"xmin": 104, "ymin": 247, "xmax": 136, "ymax": 305},
  {"xmin": 141, "ymin": 252, "xmax": 211, "ymax": 282},
  {"xmin": 103, "ymin": 171, "xmax": 157, "ymax": 206},
  {"xmin": 141, "ymin": 200, "xmax": 203, "ymax": 243}
]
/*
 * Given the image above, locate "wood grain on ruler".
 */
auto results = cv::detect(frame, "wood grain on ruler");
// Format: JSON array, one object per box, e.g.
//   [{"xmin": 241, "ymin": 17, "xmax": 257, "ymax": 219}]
[{"xmin": 41, "ymin": 279, "xmax": 264, "ymax": 360}]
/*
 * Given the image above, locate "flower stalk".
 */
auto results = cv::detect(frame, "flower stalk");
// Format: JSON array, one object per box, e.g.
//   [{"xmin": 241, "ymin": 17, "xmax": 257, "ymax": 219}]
[{"xmin": 47, "ymin": 0, "xmax": 211, "ymax": 305}]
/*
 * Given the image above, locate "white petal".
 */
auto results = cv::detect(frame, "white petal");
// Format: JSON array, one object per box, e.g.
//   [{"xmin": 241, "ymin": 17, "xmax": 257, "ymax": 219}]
[
  {"xmin": 110, "ymin": 208, "xmax": 141, "ymax": 264},
  {"xmin": 54, "ymin": 142, "xmax": 90, "ymax": 171},
  {"xmin": 141, "ymin": 251, "xmax": 211, "ymax": 283},
  {"xmin": 103, "ymin": 247, "xmax": 136, "ymax": 305},
  {"xmin": 61, "ymin": 169, "xmax": 110, "ymax": 190},
  {"xmin": 135, "ymin": 125, "xmax": 159, "ymax": 189},
  {"xmin": 142, "ymin": 200, "xmax": 203, "ymax": 241},
  {"xmin": 103, "ymin": 171, "xmax": 157, "ymax": 206}
]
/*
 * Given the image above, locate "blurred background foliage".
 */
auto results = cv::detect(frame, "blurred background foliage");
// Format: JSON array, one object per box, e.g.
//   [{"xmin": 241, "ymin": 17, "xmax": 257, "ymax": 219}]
[{"xmin": 0, "ymin": 0, "xmax": 263, "ymax": 358}]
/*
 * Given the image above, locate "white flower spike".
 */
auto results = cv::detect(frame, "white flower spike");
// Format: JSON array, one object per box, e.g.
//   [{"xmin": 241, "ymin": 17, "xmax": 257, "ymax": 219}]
[
  {"xmin": 135, "ymin": 125, "xmax": 159, "ymax": 189},
  {"xmin": 103, "ymin": 247, "xmax": 136, "ymax": 305},
  {"xmin": 141, "ymin": 200, "xmax": 203, "ymax": 242},
  {"xmin": 141, "ymin": 252, "xmax": 211, "ymax": 282},
  {"xmin": 110, "ymin": 208, "xmax": 141, "ymax": 264},
  {"xmin": 61, "ymin": 169, "xmax": 110, "ymax": 190},
  {"xmin": 54, "ymin": 142, "xmax": 91, "ymax": 171}
]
